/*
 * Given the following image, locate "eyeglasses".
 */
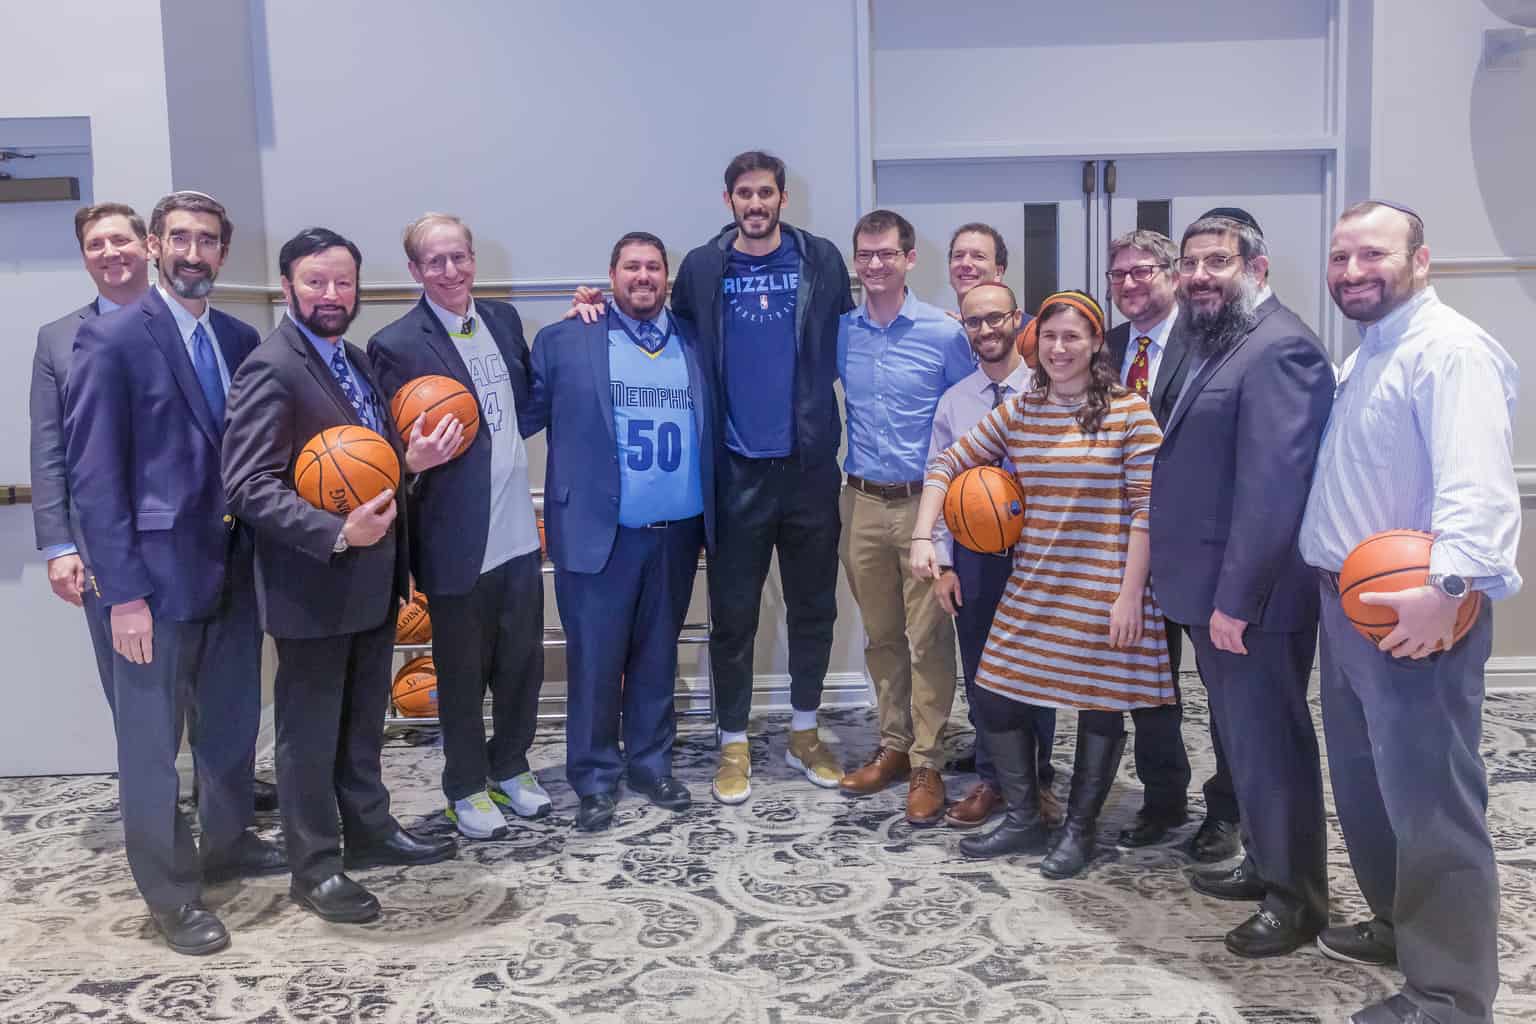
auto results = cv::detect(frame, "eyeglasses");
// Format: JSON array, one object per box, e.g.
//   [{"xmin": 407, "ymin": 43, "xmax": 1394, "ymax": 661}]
[
  {"xmin": 960, "ymin": 311, "xmax": 1016, "ymax": 332},
  {"xmin": 1328, "ymin": 247, "xmax": 1413, "ymax": 268},
  {"xmin": 852, "ymin": 249, "xmax": 906, "ymax": 266},
  {"xmin": 1173, "ymin": 253, "xmax": 1242, "ymax": 275},
  {"xmin": 1106, "ymin": 263, "xmax": 1169, "ymax": 285},
  {"xmin": 165, "ymin": 231, "xmax": 222, "ymax": 254},
  {"xmin": 416, "ymin": 251, "xmax": 475, "ymax": 275}
]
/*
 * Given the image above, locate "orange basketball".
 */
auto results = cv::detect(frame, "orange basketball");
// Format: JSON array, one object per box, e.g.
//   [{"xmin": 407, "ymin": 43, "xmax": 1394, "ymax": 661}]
[
  {"xmin": 294, "ymin": 425, "xmax": 400, "ymax": 515},
  {"xmin": 943, "ymin": 465, "xmax": 1025, "ymax": 554},
  {"xmin": 392, "ymin": 656, "xmax": 438, "ymax": 717},
  {"xmin": 537, "ymin": 517, "xmax": 547, "ymax": 559},
  {"xmin": 1339, "ymin": 529, "xmax": 1483, "ymax": 650},
  {"xmin": 395, "ymin": 592, "xmax": 431, "ymax": 645},
  {"xmin": 390, "ymin": 374, "xmax": 479, "ymax": 458}
]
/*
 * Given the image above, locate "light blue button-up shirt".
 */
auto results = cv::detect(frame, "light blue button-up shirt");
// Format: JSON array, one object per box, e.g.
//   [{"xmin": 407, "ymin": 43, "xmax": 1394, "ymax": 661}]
[
  {"xmin": 1299, "ymin": 287, "xmax": 1522, "ymax": 599},
  {"xmin": 837, "ymin": 288, "xmax": 974, "ymax": 483},
  {"xmin": 158, "ymin": 284, "xmax": 231, "ymax": 391}
]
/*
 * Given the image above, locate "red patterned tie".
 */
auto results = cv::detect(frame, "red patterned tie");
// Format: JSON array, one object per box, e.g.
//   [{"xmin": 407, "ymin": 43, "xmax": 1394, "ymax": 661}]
[{"xmin": 1125, "ymin": 335, "xmax": 1152, "ymax": 396}]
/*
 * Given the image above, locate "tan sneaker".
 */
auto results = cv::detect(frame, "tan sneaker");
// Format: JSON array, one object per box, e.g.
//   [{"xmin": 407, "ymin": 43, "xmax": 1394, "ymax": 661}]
[
  {"xmin": 712, "ymin": 741, "xmax": 752, "ymax": 805},
  {"xmin": 786, "ymin": 728, "xmax": 841, "ymax": 788}
]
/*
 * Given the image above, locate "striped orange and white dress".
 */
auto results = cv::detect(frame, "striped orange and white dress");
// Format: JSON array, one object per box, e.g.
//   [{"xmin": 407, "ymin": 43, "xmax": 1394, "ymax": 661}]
[{"xmin": 925, "ymin": 389, "xmax": 1174, "ymax": 712}]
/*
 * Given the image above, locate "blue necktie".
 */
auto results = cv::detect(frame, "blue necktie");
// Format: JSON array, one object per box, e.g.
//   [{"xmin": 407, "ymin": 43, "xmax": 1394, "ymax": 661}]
[
  {"xmin": 330, "ymin": 346, "xmax": 377, "ymax": 431},
  {"xmin": 635, "ymin": 321, "xmax": 665, "ymax": 354},
  {"xmin": 190, "ymin": 322, "xmax": 226, "ymax": 432}
]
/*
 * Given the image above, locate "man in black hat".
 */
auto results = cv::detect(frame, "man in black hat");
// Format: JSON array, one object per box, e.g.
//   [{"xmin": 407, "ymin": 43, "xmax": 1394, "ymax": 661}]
[{"xmin": 1147, "ymin": 208, "xmax": 1335, "ymax": 959}]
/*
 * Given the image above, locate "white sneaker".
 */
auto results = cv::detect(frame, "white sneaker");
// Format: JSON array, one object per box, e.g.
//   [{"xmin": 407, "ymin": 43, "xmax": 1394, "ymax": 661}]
[
  {"xmin": 447, "ymin": 790, "xmax": 509, "ymax": 840},
  {"xmin": 492, "ymin": 771, "xmax": 553, "ymax": 819}
]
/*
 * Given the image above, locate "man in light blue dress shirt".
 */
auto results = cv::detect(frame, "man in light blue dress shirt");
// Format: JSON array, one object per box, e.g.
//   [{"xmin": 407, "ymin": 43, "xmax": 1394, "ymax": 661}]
[{"xmin": 1300, "ymin": 201, "xmax": 1520, "ymax": 1024}]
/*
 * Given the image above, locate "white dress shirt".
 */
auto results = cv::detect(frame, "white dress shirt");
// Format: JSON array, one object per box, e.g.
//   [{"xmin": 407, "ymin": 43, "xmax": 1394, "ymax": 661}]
[{"xmin": 1118, "ymin": 303, "xmax": 1179, "ymax": 393}]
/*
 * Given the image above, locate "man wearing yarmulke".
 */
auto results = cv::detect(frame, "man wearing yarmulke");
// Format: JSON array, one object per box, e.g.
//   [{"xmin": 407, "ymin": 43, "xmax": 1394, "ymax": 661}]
[{"xmin": 1299, "ymin": 201, "xmax": 1519, "ymax": 1024}]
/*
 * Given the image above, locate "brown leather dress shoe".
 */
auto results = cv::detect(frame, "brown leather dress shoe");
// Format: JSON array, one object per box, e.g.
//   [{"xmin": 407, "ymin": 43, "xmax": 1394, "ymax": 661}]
[
  {"xmin": 838, "ymin": 747, "xmax": 911, "ymax": 796},
  {"xmin": 945, "ymin": 782, "xmax": 1002, "ymax": 828},
  {"xmin": 906, "ymin": 767, "xmax": 947, "ymax": 826}
]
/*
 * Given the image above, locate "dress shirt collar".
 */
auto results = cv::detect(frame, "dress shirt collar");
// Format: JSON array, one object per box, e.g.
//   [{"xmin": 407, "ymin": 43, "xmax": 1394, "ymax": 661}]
[
  {"xmin": 96, "ymin": 293, "xmax": 124, "ymax": 315},
  {"xmin": 1358, "ymin": 286, "xmax": 1436, "ymax": 350},
  {"xmin": 289, "ymin": 313, "xmax": 347, "ymax": 358},
  {"xmin": 854, "ymin": 287, "xmax": 919, "ymax": 330},
  {"xmin": 978, "ymin": 359, "xmax": 1034, "ymax": 398},
  {"xmin": 609, "ymin": 301, "xmax": 670, "ymax": 338},
  {"xmin": 1255, "ymin": 284, "xmax": 1274, "ymax": 308},
  {"xmin": 1131, "ymin": 303, "xmax": 1179, "ymax": 350},
  {"xmin": 426, "ymin": 295, "xmax": 479, "ymax": 337},
  {"xmin": 155, "ymin": 283, "xmax": 215, "ymax": 343}
]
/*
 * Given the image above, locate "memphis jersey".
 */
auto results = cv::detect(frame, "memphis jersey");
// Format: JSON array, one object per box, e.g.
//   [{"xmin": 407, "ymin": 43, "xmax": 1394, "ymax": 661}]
[{"xmin": 608, "ymin": 330, "xmax": 703, "ymax": 526}]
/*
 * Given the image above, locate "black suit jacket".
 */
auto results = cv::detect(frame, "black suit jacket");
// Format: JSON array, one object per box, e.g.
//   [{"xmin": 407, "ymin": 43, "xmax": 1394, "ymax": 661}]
[
  {"xmin": 367, "ymin": 297, "xmax": 535, "ymax": 597},
  {"xmin": 31, "ymin": 299, "xmax": 98, "ymax": 555},
  {"xmin": 1148, "ymin": 295, "xmax": 1334, "ymax": 631},
  {"xmin": 1105, "ymin": 309, "xmax": 1195, "ymax": 428},
  {"xmin": 223, "ymin": 318, "xmax": 410, "ymax": 639}
]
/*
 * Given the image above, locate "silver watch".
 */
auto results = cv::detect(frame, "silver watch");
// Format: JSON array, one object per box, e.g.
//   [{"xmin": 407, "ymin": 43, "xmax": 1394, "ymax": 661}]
[
  {"xmin": 333, "ymin": 528, "xmax": 349, "ymax": 554},
  {"xmin": 1426, "ymin": 573, "xmax": 1467, "ymax": 599}
]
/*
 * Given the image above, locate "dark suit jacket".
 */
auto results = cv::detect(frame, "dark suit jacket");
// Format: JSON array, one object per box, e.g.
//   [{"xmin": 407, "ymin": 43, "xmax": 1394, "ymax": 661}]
[
  {"xmin": 1105, "ymin": 309, "xmax": 1196, "ymax": 428},
  {"xmin": 31, "ymin": 299, "xmax": 98, "ymax": 556},
  {"xmin": 367, "ymin": 297, "xmax": 534, "ymax": 596},
  {"xmin": 520, "ymin": 312, "xmax": 717, "ymax": 575},
  {"xmin": 63, "ymin": 289, "xmax": 260, "ymax": 620},
  {"xmin": 1148, "ymin": 295, "xmax": 1334, "ymax": 631},
  {"xmin": 223, "ymin": 317, "xmax": 410, "ymax": 639}
]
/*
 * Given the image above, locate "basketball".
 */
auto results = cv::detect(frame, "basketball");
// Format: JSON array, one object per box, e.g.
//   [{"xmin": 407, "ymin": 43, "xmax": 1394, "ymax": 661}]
[
  {"xmin": 395, "ymin": 592, "xmax": 431, "ymax": 645},
  {"xmin": 1339, "ymin": 529, "xmax": 1483, "ymax": 649},
  {"xmin": 943, "ymin": 465, "xmax": 1025, "ymax": 554},
  {"xmin": 392, "ymin": 656, "xmax": 438, "ymax": 717},
  {"xmin": 390, "ymin": 374, "xmax": 479, "ymax": 458},
  {"xmin": 294, "ymin": 425, "xmax": 400, "ymax": 515}
]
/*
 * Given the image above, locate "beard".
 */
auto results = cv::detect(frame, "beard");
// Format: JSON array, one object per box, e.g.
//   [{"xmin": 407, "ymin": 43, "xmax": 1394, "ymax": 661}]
[
  {"xmin": 165, "ymin": 258, "xmax": 216, "ymax": 299},
  {"xmin": 289, "ymin": 295, "xmax": 359, "ymax": 339},
  {"xmin": 1187, "ymin": 273, "xmax": 1260, "ymax": 359},
  {"xmin": 734, "ymin": 203, "xmax": 782, "ymax": 240}
]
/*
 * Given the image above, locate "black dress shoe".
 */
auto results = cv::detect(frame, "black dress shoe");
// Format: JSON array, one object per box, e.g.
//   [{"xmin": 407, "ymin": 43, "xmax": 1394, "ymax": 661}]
[
  {"xmin": 629, "ymin": 775, "xmax": 692, "ymax": 811},
  {"xmin": 201, "ymin": 831, "xmax": 287, "ymax": 883},
  {"xmin": 1318, "ymin": 917, "xmax": 1398, "ymax": 966},
  {"xmin": 1191, "ymin": 858, "xmax": 1267, "ymax": 901},
  {"xmin": 343, "ymin": 825, "xmax": 457, "ymax": 870},
  {"xmin": 575, "ymin": 792, "xmax": 617, "ymax": 831},
  {"xmin": 1182, "ymin": 816, "xmax": 1241, "ymax": 862},
  {"xmin": 291, "ymin": 873, "xmax": 380, "ymax": 924},
  {"xmin": 1224, "ymin": 908, "xmax": 1321, "ymax": 958},
  {"xmin": 253, "ymin": 779, "xmax": 280, "ymax": 813},
  {"xmin": 1349, "ymin": 995, "xmax": 1432, "ymax": 1024},
  {"xmin": 1116, "ymin": 808, "xmax": 1188, "ymax": 848},
  {"xmin": 151, "ymin": 902, "xmax": 230, "ymax": 955}
]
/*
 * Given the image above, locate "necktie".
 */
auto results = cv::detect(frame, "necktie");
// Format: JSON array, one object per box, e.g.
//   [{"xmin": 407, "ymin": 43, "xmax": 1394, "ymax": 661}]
[
  {"xmin": 330, "ymin": 346, "xmax": 377, "ymax": 431},
  {"xmin": 190, "ymin": 322, "xmax": 226, "ymax": 432},
  {"xmin": 1125, "ymin": 336, "xmax": 1152, "ymax": 396},
  {"xmin": 989, "ymin": 381, "xmax": 1006, "ymax": 409},
  {"xmin": 460, "ymin": 316, "xmax": 475, "ymax": 335},
  {"xmin": 635, "ymin": 321, "xmax": 665, "ymax": 354}
]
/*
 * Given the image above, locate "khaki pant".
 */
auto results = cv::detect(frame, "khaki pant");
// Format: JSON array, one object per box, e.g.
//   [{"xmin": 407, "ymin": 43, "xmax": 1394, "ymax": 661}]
[{"xmin": 839, "ymin": 486, "xmax": 958, "ymax": 769}]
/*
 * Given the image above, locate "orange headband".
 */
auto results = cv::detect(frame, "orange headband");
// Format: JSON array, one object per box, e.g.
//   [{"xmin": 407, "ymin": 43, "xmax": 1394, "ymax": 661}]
[{"xmin": 1036, "ymin": 290, "xmax": 1105, "ymax": 337}]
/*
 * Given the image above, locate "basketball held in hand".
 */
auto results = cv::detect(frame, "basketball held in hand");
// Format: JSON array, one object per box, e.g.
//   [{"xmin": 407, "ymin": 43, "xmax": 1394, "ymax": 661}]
[
  {"xmin": 294, "ymin": 425, "xmax": 400, "ymax": 515},
  {"xmin": 943, "ymin": 465, "xmax": 1025, "ymax": 555},
  {"xmin": 390, "ymin": 374, "xmax": 479, "ymax": 458},
  {"xmin": 392, "ymin": 656, "xmax": 438, "ymax": 717},
  {"xmin": 1339, "ymin": 529, "xmax": 1483, "ymax": 650}
]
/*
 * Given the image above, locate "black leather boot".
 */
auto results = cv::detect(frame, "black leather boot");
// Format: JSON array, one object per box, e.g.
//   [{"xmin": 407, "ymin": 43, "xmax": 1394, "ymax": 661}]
[
  {"xmin": 1040, "ymin": 730, "xmax": 1127, "ymax": 879},
  {"xmin": 958, "ymin": 726, "xmax": 1049, "ymax": 859}
]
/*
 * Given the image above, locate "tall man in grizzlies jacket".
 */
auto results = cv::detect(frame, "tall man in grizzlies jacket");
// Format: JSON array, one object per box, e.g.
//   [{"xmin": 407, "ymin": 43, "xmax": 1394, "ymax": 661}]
[
  {"xmin": 224, "ymin": 228, "xmax": 458, "ymax": 925},
  {"xmin": 369, "ymin": 213, "xmax": 550, "ymax": 841}
]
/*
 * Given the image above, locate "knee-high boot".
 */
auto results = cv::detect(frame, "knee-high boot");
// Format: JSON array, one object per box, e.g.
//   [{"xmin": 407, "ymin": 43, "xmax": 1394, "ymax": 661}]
[
  {"xmin": 1039, "ymin": 730, "xmax": 1126, "ymax": 879},
  {"xmin": 958, "ymin": 725, "xmax": 1050, "ymax": 859}
]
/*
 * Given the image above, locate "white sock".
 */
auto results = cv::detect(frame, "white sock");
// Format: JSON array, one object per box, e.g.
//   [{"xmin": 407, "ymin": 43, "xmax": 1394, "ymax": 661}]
[
  {"xmin": 791, "ymin": 709, "xmax": 818, "ymax": 733},
  {"xmin": 720, "ymin": 730, "xmax": 749, "ymax": 747}
]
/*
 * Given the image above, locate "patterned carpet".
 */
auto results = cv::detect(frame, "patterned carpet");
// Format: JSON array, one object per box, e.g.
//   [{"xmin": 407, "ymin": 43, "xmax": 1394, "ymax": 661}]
[{"xmin": 2, "ymin": 687, "xmax": 1534, "ymax": 1023}]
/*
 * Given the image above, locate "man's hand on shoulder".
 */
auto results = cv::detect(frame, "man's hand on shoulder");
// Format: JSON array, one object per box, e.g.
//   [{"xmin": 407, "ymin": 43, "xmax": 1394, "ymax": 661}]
[{"xmin": 563, "ymin": 286, "xmax": 605, "ymax": 325}]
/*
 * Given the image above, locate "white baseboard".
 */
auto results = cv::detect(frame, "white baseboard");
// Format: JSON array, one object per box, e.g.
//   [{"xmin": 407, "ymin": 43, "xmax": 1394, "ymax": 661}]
[{"xmin": 1487, "ymin": 656, "xmax": 1536, "ymax": 691}]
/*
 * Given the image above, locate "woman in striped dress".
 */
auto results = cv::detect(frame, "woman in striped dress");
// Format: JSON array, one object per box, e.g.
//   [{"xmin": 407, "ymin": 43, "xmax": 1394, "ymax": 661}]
[{"xmin": 910, "ymin": 291, "xmax": 1174, "ymax": 879}]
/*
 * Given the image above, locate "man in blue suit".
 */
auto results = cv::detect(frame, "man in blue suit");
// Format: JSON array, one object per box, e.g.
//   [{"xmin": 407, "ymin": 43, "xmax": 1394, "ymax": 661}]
[
  {"xmin": 522, "ymin": 231, "xmax": 716, "ymax": 832},
  {"xmin": 63, "ymin": 190, "xmax": 283, "ymax": 956},
  {"xmin": 369, "ymin": 213, "xmax": 549, "ymax": 840}
]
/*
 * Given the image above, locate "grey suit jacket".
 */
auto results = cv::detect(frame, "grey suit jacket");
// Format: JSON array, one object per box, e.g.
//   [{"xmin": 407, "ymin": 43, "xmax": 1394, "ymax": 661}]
[
  {"xmin": 1105, "ymin": 311, "xmax": 1195, "ymax": 430},
  {"xmin": 29, "ymin": 299, "xmax": 98, "ymax": 556}
]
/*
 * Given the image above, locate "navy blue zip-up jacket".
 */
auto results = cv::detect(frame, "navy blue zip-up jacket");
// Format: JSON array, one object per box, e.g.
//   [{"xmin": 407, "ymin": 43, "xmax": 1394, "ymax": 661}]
[{"xmin": 669, "ymin": 222, "xmax": 854, "ymax": 468}]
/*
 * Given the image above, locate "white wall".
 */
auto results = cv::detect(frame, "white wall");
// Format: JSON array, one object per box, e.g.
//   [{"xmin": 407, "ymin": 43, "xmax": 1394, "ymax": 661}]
[{"xmin": 0, "ymin": 5, "xmax": 175, "ymax": 774}]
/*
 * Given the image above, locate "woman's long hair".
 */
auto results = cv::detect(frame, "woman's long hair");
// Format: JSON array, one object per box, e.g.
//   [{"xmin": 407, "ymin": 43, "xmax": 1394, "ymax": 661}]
[{"xmin": 1029, "ymin": 300, "xmax": 1125, "ymax": 434}]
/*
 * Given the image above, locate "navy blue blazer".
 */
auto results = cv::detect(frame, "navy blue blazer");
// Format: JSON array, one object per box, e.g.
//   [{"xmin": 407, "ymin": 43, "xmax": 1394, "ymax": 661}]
[
  {"xmin": 63, "ymin": 288, "xmax": 260, "ymax": 621},
  {"xmin": 1148, "ymin": 295, "xmax": 1334, "ymax": 631},
  {"xmin": 520, "ymin": 313, "xmax": 717, "ymax": 575},
  {"xmin": 367, "ymin": 297, "xmax": 533, "ymax": 597}
]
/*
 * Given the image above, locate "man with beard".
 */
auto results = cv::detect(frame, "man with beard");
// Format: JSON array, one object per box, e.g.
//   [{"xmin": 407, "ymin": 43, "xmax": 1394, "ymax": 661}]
[
  {"xmin": 369, "ymin": 214, "xmax": 550, "ymax": 840},
  {"xmin": 224, "ymin": 228, "xmax": 458, "ymax": 923},
  {"xmin": 1147, "ymin": 209, "xmax": 1334, "ymax": 958},
  {"xmin": 1300, "ymin": 202, "xmax": 1519, "ymax": 1024},
  {"xmin": 64, "ymin": 191, "xmax": 284, "ymax": 954},
  {"xmin": 522, "ymin": 232, "xmax": 715, "ymax": 832},
  {"xmin": 1103, "ymin": 229, "xmax": 1240, "ymax": 861},
  {"xmin": 925, "ymin": 281, "xmax": 1059, "ymax": 831}
]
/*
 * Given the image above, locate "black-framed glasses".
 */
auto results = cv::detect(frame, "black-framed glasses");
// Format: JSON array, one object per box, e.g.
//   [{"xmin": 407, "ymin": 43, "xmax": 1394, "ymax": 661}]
[
  {"xmin": 960, "ymin": 310, "xmax": 1016, "ymax": 332},
  {"xmin": 1174, "ymin": 253, "xmax": 1242, "ymax": 275},
  {"xmin": 1106, "ymin": 263, "xmax": 1170, "ymax": 285},
  {"xmin": 852, "ymin": 248, "xmax": 905, "ymax": 266}
]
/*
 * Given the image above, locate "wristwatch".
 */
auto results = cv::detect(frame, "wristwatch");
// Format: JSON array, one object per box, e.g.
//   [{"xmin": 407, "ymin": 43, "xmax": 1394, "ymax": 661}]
[
  {"xmin": 1426, "ymin": 573, "xmax": 1467, "ymax": 599},
  {"xmin": 333, "ymin": 528, "xmax": 350, "ymax": 555}
]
